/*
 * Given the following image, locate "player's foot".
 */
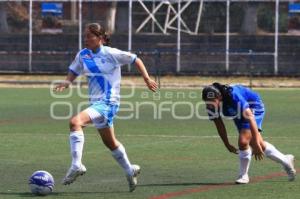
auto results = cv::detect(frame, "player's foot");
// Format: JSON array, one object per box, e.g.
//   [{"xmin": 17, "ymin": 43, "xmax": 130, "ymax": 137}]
[
  {"xmin": 62, "ymin": 164, "xmax": 87, "ymax": 185},
  {"xmin": 284, "ymin": 154, "xmax": 296, "ymax": 181},
  {"xmin": 126, "ymin": 164, "xmax": 141, "ymax": 192},
  {"xmin": 235, "ymin": 174, "xmax": 249, "ymax": 184}
]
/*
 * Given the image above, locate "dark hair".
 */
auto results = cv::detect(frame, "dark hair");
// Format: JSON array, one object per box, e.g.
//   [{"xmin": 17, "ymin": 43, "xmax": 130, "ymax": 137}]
[
  {"xmin": 86, "ymin": 23, "xmax": 110, "ymax": 46},
  {"xmin": 202, "ymin": 82, "xmax": 233, "ymax": 106}
]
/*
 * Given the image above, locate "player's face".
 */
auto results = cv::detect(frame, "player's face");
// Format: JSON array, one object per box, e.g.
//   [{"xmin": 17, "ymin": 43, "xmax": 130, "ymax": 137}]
[
  {"xmin": 205, "ymin": 98, "xmax": 221, "ymax": 111},
  {"xmin": 84, "ymin": 29, "xmax": 102, "ymax": 50}
]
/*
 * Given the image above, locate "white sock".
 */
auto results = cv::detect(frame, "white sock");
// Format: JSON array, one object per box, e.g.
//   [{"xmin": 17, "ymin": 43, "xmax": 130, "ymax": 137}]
[
  {"xmin": 112, "ymin": 144, "xmax": 133, "ymax": 176},
  {"xmin": 239, "ymin": 148, "xmax": 252, "ymax": 177},
  {"xmin": 69, "ymin": 131, "xmax": 84, "ymax": 169},
  {"xmin": 264, "ymin": 141, "xmax": 289, "ymax": 167}
]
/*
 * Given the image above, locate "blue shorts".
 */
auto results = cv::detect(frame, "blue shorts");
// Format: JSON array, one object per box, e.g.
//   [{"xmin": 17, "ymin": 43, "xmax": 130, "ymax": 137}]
[
  {"xmin": 234, "ymin": 108, "xmax": 265, "ymax": 132},
  {"xmin": 85, "ymin": 102, "xmax": 119, "ymax": 129}
]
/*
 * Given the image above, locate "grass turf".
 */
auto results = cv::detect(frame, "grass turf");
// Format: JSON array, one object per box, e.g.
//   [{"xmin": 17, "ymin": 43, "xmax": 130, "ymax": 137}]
[{"xmin": 0, "ymin": 87, "xmax": 299, "ymax": 199}]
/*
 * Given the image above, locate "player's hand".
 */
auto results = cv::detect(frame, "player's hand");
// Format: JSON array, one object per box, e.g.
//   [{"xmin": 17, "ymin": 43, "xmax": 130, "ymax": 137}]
[
  {"xmin": 225, "ymin": 144, "xmax": 238, "ymax": 154},
  {"xmin": 252, "ymin": 142, "xmax": 264, "ymax": 161},
  {"xmin": 53, "ymin": 81, "xmax": 70, "ymax": 92},
  {"xmin": 144, "ymin": 78, "xmax": 158, "ymax": 92}
]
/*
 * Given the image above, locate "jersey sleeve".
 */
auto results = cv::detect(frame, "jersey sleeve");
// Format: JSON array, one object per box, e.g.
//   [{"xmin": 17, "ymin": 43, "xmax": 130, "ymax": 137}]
[
  {"xmin": 68, "ymin": 52, "xmax": 83, "ymax": 76},
  {"xmin": 109, "ymin": 48, "xmax": 137, "ymax": 66}
]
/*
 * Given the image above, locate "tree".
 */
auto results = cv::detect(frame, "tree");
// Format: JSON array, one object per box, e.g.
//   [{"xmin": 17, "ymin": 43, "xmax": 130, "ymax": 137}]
[
  {"xmin": 106, "ymin": 2, "xmax": 117, "ymax": 33},
  {"xmin": 240, "ymin": 2, "xmax": 258, "ymax": 35},
  {"xmin": 0, "ymin": 2, "xmax": 9, "ymax": 33}
]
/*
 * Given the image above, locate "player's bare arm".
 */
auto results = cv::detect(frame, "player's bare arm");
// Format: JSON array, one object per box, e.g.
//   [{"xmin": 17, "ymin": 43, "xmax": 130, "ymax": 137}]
[
  {"xmin": 54, "ymin": 72, "xmax": 77, "ymax": 92},
  {"xmin": 213, "ymin": 117, "xmax": 238, "ymax": 154},
  {"xmin": 134, "ymin": 57, "xmax": 157, "ymax": 92}
]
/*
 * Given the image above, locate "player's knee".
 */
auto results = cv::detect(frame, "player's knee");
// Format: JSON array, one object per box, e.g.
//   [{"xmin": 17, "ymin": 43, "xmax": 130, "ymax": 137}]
[
  {"xmin": 239, "ymin": 138, "xmax": 250, "ymax": 150},
  {"xmin": 69, "ymin": 116, "xmax": 82, "ymax": 130}
]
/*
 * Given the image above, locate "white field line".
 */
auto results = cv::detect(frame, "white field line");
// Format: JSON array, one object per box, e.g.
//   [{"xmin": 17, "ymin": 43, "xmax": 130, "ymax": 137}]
[
  {"xmin": 0, "ymin": 133, "xmax": 295, "ymax": 163},
  {"xmin": 0, "ymin": 132, "xmax": 295, "ymax": 139},
  {"xmin": 0, "ymin": 136, "xmax": 193, "ymax": 161},
  {"xmin": 119, "ymin": 134, "xmax": 295, "ymax": 139}
]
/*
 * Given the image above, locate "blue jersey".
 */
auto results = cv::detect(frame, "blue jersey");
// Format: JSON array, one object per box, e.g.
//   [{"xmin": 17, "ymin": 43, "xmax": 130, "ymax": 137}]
[
  {"xmin": 222, "ymin": 85, "xmax": 264, "ymax": 118},
  {"xmin": 208, "ymin": 85, "xmax": 265, "ymax": 131}
]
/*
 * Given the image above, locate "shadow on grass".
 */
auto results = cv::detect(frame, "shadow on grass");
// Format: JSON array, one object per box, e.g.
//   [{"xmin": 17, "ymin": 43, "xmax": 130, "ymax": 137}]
[
  {"xmin": 0, "ymin": 182, "xmax": 236, "ymax": 197},
  {"xmin": 139, "ymin": 182, "xmax": 235, "ymax": 187},
  {"xmin": 0, "ymin": 191, "xmax": 128, "ymax": 197}
]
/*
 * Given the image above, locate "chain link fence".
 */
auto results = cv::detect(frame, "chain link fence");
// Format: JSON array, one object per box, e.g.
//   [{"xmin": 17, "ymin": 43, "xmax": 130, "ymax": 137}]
[{"xmin": 0, "ymin": 0, "xmax": 299, "ymax": 76}]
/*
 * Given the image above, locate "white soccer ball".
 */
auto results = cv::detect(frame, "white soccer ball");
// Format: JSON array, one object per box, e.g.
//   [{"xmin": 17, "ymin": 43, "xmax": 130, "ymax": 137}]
[{"xmin": 29, "ymin": 170, "xmax": 55, "ymax": 196}]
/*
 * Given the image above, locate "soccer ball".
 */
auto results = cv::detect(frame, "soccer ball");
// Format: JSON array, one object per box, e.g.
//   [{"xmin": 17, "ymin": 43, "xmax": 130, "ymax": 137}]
[{"xmin": 29, "ymin": 170, "xmax": 55, "ymax": 196}]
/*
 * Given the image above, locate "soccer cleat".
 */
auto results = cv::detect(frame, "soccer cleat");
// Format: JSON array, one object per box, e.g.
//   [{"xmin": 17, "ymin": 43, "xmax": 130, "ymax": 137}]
[
  {"xmin": 235, "ymin": 174, "xmax": 249, "ymax": 184},
  {"xmin": 126, "ymin": 164, "xmax": 141, "ymax": 192},
  {"xmin": 284, "ymin": 154, "xmax": 296, "ymax": 181},
  {"xmin": 62, "ymin": 164, "xmax": 87, "ymax": 185}
]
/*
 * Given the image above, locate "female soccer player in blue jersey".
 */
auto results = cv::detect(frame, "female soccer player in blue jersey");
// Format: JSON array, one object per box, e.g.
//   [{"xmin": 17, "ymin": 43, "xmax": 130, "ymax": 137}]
[
  {"xmin": 202, "ymin": 82, "xmax": 296, "ymax": 184},
  {"xmin": 54, "ymin": 23, "xmax": 157, "ymax": 192}
]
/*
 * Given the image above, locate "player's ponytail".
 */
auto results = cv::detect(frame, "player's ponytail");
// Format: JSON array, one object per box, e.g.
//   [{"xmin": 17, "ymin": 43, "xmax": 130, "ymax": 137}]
[
  {"xmin": 202, "ymin": 82, "xmax": 233, "ymax": 106},
  {"xmin": 212, "ymin": 82, "xmax": 233, "ymax": 106},
  {"xmin": 102, "ymin": 32, "xmax": 110, "ymax": 46},
  {"xmin": 87, "ymin": 23, "xmax": 111, "ymax": 46}
]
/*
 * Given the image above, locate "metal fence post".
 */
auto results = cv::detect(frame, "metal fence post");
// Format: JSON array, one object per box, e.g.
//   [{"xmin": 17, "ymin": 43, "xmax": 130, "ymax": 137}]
[
  {"xmin": 176, "ymin": 0, "xmax": 181, "ymax": 73},
  {"xmin": 28, "ymin": 0, "xmax": 32, "ymax": 73},
  {"xmin": 274, "ymin": 0, "xmax": 279, "ymax": 75},
  {"xmin": 225, "ymin": 0, "xmax": 230, "ymax": 73},
  {"xmin": 154, "ymin": 49, "xmax": 161, "ymax": 89},
  {"xmin": 79, "ymin": 0, "xmax": 82, "ymax": 51},
  {"xmin": 128, "ymin": 0, "xmax": 133, "ymax": 73},
  {"xmin": 248, "ymin": 50, "xmax": 254, "ymax": 88}
]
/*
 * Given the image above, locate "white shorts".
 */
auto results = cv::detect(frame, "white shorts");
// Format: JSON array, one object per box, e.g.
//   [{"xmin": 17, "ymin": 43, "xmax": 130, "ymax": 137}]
[{"xmin": 84, "ymin": 102, "xmax": 119, "ymax": 129}]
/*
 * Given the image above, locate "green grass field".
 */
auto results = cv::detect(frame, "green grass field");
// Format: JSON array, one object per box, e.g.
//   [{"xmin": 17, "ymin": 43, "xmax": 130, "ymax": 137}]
[{"xmin": 0, "ymin": 87, "xmax": 300, "ymax": 199}]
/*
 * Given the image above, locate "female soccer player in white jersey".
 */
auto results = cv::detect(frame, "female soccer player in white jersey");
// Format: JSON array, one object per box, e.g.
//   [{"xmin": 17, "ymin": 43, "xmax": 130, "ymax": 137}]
[
  {"xmin": 54, "ymin": 23, "xmax": 157, "ymax": 192},
  {"xmin": 202, "ymin": 82, "xmax": 296, "ymax": 184}
]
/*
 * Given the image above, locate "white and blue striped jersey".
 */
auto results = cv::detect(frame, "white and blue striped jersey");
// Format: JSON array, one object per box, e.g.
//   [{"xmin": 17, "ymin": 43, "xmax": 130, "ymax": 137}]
[{"xmin": 69, "ymin": 46, "xmax": 137, "ymax": 105}]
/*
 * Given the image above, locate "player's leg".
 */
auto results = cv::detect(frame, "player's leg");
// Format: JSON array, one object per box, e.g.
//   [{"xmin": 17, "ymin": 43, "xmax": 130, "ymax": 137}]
[
  {"xmin": 251, "ymin": 112, "xmax": 296, "ymax": 181},
  {"xmin": 62, "ymin": 110, "xmax": 92, "ymax": 185},
  {"xmin": 69, "ymin": 111, "xmax": 92, "ymax": 168},
  {"xmin": 98, "ymin": 127, "xmax": 133, "ymax": 175},
  {"xmin": 251, "ymin": 133, "xmax": 296, "ymax": 181},
  {"xmin": 236, "ymin": 129, "xmax": 252, "ymax": 184},
  {"xmin": 98, "ymin": 127, "xmax": 141, "ymax": 192}
]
